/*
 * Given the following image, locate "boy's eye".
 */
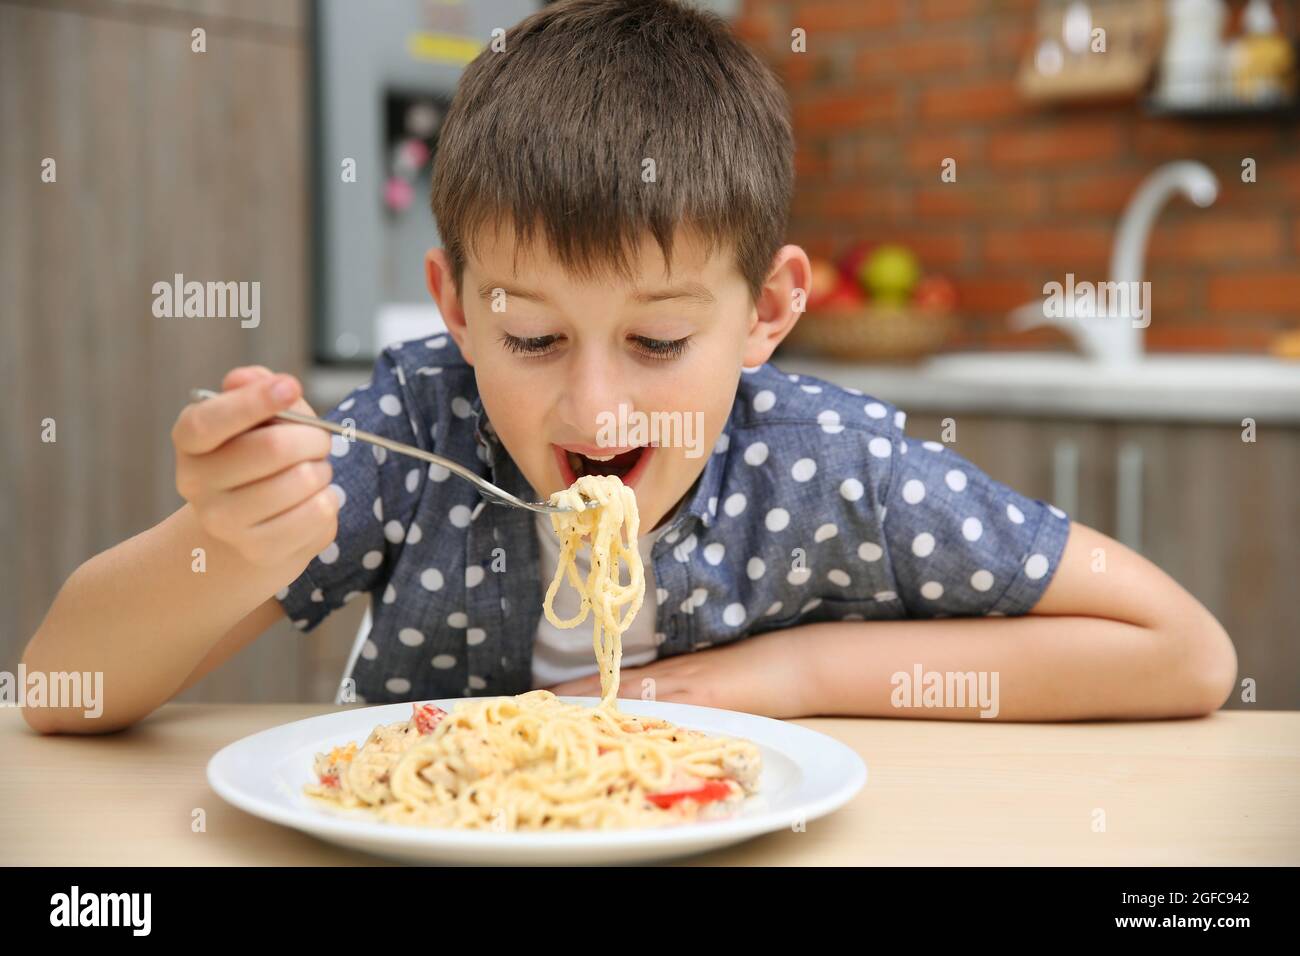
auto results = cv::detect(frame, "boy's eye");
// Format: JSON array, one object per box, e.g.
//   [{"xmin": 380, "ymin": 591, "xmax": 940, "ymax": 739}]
[
  {"xmin": 631, "ymin": 335, "xmax": 690, "ymax": 360},
  {"xmin": 501, "ymin": 333, "xmax": 561, "ymax": 355}
]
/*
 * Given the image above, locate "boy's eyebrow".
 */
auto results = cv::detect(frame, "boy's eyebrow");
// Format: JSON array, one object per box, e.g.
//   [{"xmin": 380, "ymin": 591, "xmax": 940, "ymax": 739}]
[{"xmin": 475, "ymin": 281, "xmax": 716, "ymax": 307}]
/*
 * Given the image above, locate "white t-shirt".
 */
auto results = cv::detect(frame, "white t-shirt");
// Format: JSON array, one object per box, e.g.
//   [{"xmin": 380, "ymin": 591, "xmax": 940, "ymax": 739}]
[{"xmin": 531, "ymin": 512, "xmax": 664, "ymax": 689}]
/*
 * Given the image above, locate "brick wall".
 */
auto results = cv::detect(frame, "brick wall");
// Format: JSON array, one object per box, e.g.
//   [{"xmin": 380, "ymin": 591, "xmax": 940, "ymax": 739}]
[{"xmin": 737, "ymin": 0, "xmax": 1300, "ymax": 353}]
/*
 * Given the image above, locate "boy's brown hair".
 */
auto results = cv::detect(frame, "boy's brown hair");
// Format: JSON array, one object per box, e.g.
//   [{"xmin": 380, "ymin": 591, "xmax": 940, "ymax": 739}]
[{"xmin": 429, "ymin": 0, "xmax": 793, "ymax": 304}]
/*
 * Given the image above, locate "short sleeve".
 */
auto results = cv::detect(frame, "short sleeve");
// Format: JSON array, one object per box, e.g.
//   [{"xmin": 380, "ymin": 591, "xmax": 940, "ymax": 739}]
[
  {"xmin": 276, "ymin": 348, "xmax": 431, "ymax": 632},
  {"xmin": 880, "ymin": 429, "xmax": 1071, "ymax": 618}
]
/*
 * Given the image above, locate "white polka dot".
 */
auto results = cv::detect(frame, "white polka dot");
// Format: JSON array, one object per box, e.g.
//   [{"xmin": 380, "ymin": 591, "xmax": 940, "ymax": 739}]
[
  {"xmin": 468, "ymin": 675, "xmax": 487, "ymax": 690},
  {"xmin": 801, "ymin": 384, "xmax": 822, "ymax": 394},
  {"xmin": 338, "ymin": 398, "xmax": 355, "ymax": 412},
  {"xmin": 723, "ymin": 603, "xmax": 746, "ymax": 627},
  {"xmin": 874, "ymin": 591, "xmax": 897, "ymax": 601},
  {"xmin": 703, "ymin": 542, "xmax": 725, "ymax": 565},
  {"xmin": 828, "ymin": 569, "xmax": 851, "ymax": 586},
  {"xmin": 373, "ymin": 497, "xmax": 384, "ymax": 522},
  {"xmin": 405, "ymin": 523, "xmax": 422, "ymax": 544},
  {"xmin": 382, "ymin": 584, "xmax": 396, "ymax": 604},
  {"xmin": 753, "ymin": 390, "xmax": 776, "ymax": 412},
  {"xmin": 673, "ymin": 534, "xmax": 698, "ymax": 561},
  {"xmin": 329, "ymin": 484, "xmax": 346, "ymax": 509},
  {"xmin": 449, "ymin": 505, "xmax": 472, "ymax": 527},
  {"xmin": 378, "ymin": 394, "xmax": 402, "ymax": 416},
  {"xmin": 467, "ymin": 628, "xmax": 486, "ymax": 646},
  {"xmin": 945, "ymin": 469, "xmax": 968, "ymax": 492},
  {"xmin": 858, "ymin": 541, "xmax": 883, "ymax": 561},
  {"xmin": 962, "ymin": 517, "xmax": 983, "ymax": 541},
  {"xmin": 420, "ymin": 568, "xmax": 444, "ymax": 591},
  {"xmin": 361, "ymin": 550, "xmax": 383, "ymax": 570},
  {"xmin": 360, "ymin": 640, "xmax": 378, "ymax": 660},
  {"xmin": 902, "ymin": 479, "xmax": 926, "ymax": 504},
  {"xmin": 451, "ymin": 396, "xmax": 473, "ymax": 418},
  {"xmin": 310, "ymin": 588, "xmax": 323, "ymax": 602},
  {"xmin": 920, "ymin": 581, "xmax": 944, "ymax": 600},
  {"xmin": 384, "ymin": 520, "xmax": 405, "ymax": 543},
  {"xmin": 971, "ymin": 570, "xmax": 995, "ymax": 592},
  {"xmin": 708, "ymin": 496, "xmax": 717, "ymax": 515},
  {"xmin": 405, "ymin": 468, "xmax": 419, "ymax": 493},
  {"xmin": 801, "ymin": 598, "xmax": 822, "ymax": 613},
  {"xmin": 432, "ymin": 655, "xmax": 456, "ymax": 670},
  {"xmin": 1007, "ymin": 503, "xmax": 1025, "ymax": 524},
  {"xmin": 447, "ymin": 612, "xmax": 468, "ymax": 628},
  {"xmin": 1025, "ymin": 553, "xmax": 1049, "ymax": 579},
  {"xmin": 746, "ymin": 557, "xmax": 766, "ymax": 580},
  {"xmin": 864, "ymin": 402, "xmax": 887, "ymax": 419},
  {"xmin": 868, "ymin": 437, "xmax": 892, "ymax": 459},
  {"xmin": 724, "ymin": 493, "xmax": 747, "ymax": 516},
  {"xmin": 465, "ymin": 565, "xmax": 484, "ymax": 587},
  {"xmin": 765, "ymin": 601, "xmax": 784, "ymax": 616},
  {"xmin": 429, "ymin": 463, "xmax": 450, "ymax": 481},
  {"xmin": 398, "ymin": 628, "xmax": 425, "ymax": 647},
  {"xmin": 840, "ymin": 478, "xmax": 865, "ymax": 501},
  {"xmin": 912, "ymin": 532, "xmax": 935, "ymax": 557},
  {"xmin": 713, "ymin": 432, "xmax": 730, "ymax": 454},
  {"xmin": 743, "ymin": 442, "xmax": 769, "ymax": 466},
  {"xmin": 330, "ymin": 434, "xmax": 350, "ymax": 457},
  {"xmin": 656, "ymin": 587, "xmax": 668, "ymax": 605},
  {"xmin": 922, "ymin": 441, "xmax": 945, "ymax": 452},
  {"xmin": 765, "ymin": 508, "xmax": 790, "ymax": 531},
  {"xmin": 787, "ymin": 567, "xmax": 811, "ymax": 585},
  {"xmin": 894, "ymin": 410, "xmax": 907, "ymax": 429},
  {"xmin": 664, "ymin": 528, "xmax": 680, "ymax": 544},
  {"xmin": 426, "ymin": 335, "xmax": 447, "ymax": 349},
  {"xmin": 792, "ymin": 458, "xmax": 817, "ymax": 482},
  {"xmin": 385, "ymin": 677, "xmax": 411, "ymax": 695},
  {"xmin": 275, "ymin": 587, "xmax": 289, "ymax": 600},
  {"xmin": 814, "ymin": 523, "xmax": 838, "ymax": 542},
  {"xmin": 371, "ymin": 444, "xmax": 387, "ymax": 465},
  {"xmin": 691, "ymin": 588, "xmax": 708, "ymax": 608},
  {"xmin": 318, "ymin": 542, "xmax": 339, "ymax": 564},
  {"xmin": 818, "ymin": 409, "xmax": 842, "ymax": 433},
  {"xmin": 1049, "ymin": 504, "xmax": 1067, "ymax": 519}
]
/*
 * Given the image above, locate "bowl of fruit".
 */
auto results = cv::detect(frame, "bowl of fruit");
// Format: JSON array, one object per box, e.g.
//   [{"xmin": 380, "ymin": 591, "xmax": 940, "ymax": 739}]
[{"xmin": 784, "ymin": 241, "xmax": 956, "ymax": 362}]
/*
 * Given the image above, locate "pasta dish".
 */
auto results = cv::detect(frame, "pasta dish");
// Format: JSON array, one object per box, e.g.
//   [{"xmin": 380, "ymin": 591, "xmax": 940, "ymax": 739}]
[{"xmin": 304, "ymin": 474, "xmax": 761, "ymax": 830}]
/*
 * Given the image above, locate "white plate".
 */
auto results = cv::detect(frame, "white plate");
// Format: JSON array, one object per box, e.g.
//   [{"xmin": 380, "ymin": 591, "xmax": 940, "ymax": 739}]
[{"xmin": 207, "ymin": 697, "xmax": 867, "ymax": 865}]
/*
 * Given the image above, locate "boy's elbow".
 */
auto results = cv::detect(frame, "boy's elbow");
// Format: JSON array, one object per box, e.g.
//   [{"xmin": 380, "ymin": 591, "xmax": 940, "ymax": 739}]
[{"xmin": 1178, "ymin": 612, "xmax": 1238, "ymax": 717}]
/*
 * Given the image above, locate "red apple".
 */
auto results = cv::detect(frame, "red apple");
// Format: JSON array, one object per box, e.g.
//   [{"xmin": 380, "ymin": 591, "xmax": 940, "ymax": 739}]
[
  {"xmin": 912, "ymin": 275, "xmax": 958, "ymax": 310},
  {"xmin": 836, "ymin": 241, "xmax": 876, "ymax": 287}
]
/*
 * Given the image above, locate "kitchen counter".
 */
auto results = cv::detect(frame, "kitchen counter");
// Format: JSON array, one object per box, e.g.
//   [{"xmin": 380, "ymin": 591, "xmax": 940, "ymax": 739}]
[
  {"xmin": 2, "ymin": 705, "xmax": 1296, "ymax": 865},
  {"xmin": 776, "ymin": 353, "xmax": 1300, "ymax": 424}
]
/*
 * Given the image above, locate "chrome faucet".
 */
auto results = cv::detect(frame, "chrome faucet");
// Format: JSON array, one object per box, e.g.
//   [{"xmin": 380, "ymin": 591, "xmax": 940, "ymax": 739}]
[{"xmin": 1009, "ymin": 160, "xmax": 1219, "ymax": 364}]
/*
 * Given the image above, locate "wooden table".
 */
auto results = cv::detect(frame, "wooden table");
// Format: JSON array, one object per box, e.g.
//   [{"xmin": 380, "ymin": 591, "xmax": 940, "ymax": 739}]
[{"xmin": 2, "ymin": 705, "xmax": 1297, "ymax": 865}]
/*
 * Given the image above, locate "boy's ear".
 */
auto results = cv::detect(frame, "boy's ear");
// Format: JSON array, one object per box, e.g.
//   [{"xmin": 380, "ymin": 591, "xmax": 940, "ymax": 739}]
[
  {"xmin": 742, "ymin": 245, "xmax": 811, "ymax": 368},
  {"xmin": 424, "ymin": 248, "xmax": 474, "ymax": 364}
]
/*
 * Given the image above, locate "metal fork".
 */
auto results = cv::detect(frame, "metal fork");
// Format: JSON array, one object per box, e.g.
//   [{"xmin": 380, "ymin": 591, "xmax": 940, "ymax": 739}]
[{"xmin": 188, "ymin": 388, "xmax": 589, "ymax": 514}]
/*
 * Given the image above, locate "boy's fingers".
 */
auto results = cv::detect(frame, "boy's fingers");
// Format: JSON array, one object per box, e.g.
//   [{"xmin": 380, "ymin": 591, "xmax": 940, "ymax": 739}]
[
  {"xmin": 221, "ymin": 366, "xmax": 274, "ymax": 392},
  {"xmin": 174, "ymin": 374, "xmax": 302, "ymax": 455}
]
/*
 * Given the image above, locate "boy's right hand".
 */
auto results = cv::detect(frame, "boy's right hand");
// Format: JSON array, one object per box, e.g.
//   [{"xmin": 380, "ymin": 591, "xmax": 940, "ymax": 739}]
[{"xmin": 172, "ymin": 367, "xmax": 339, "ymax": 568}]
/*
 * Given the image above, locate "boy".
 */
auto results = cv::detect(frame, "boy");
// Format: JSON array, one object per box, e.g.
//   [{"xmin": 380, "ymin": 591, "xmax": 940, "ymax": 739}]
[{"xmin": 23, "ymin": 0, "xmax": 1236, "ymax": 734}]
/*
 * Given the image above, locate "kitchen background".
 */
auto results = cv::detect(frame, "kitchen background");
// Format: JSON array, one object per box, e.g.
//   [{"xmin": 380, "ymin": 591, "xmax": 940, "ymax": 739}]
[{"xmin": 2, "ymin": 0, "xmax": 1297, "ymax": 708}]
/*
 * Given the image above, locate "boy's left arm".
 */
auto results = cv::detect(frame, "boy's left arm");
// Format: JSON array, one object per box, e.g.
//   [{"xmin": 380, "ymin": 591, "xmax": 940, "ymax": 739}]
[{"xmin": 548, "ymin": 521, "xmax": 1239, "ymax": 720}]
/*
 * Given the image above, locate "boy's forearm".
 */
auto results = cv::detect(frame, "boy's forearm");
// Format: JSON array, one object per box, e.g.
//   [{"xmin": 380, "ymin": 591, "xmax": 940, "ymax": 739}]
[
  {"xmin": 788, "ymin": 613, "xmax": 1234, "ymax": 721},
  {"xmin": 21, "ymin": 504, "xmax": 300, "ymax": 733}
]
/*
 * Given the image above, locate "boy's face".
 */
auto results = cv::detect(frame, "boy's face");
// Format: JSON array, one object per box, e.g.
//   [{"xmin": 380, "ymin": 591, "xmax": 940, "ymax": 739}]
[{"xmin": 426, "ymin": 223, "xmax": 806, "ymax": 533}]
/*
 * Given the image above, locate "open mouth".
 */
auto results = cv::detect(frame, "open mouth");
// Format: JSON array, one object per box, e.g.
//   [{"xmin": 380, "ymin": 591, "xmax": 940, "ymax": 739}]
[{"xmin": 553, "ymin": 444, "xmax": 654, "ymax": 488}]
